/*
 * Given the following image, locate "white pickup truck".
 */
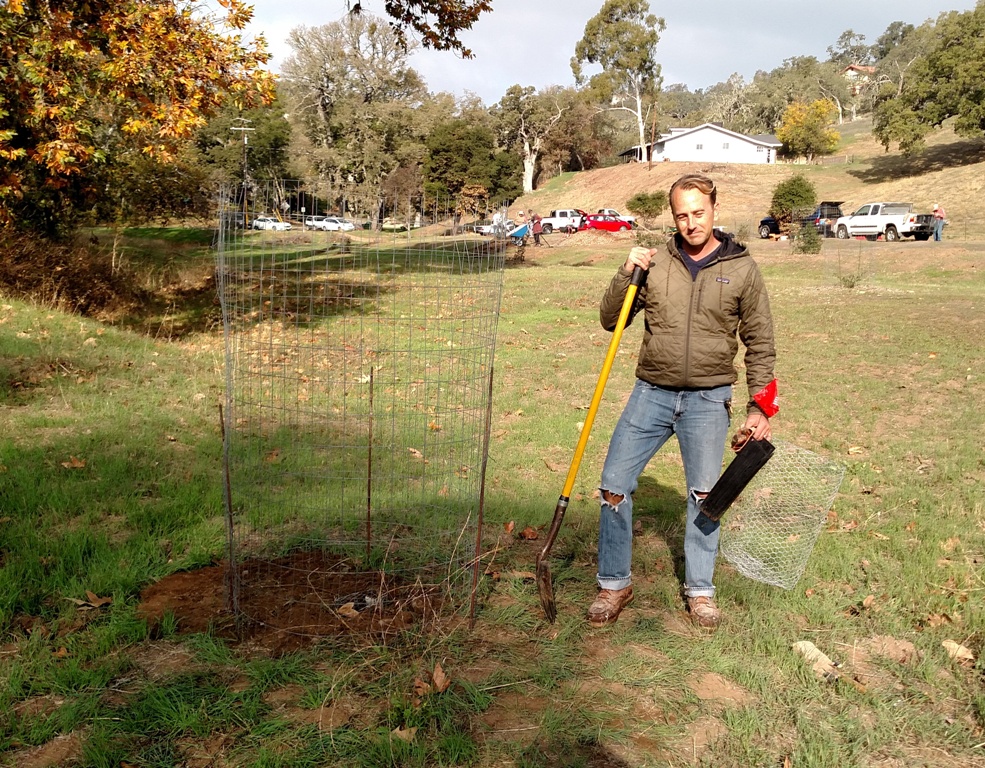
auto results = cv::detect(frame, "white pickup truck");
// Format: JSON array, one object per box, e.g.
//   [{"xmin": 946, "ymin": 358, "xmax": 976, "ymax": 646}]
[
  {"xmin": 539, "ymin": 208, "xmax": 586, "ymax": 234},
  {"xmin": 834, "ymin": 202, "xmax": 934, "ymax": 241},
  {"xmin": 597, "ymin": 208, "xmax": 636, "ymax": 225}
]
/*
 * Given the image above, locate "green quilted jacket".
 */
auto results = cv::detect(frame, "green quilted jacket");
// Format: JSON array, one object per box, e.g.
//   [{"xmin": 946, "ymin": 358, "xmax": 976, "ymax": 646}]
[{"xmin": 599, "ymin": 232, "xmax": 776, "ymax": 404}]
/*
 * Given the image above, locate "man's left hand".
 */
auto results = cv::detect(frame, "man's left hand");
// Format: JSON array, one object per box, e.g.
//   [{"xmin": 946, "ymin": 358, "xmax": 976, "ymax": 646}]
[{"xmin": 732, "ymin": 411, "xmax": 771, "ymax": 451}]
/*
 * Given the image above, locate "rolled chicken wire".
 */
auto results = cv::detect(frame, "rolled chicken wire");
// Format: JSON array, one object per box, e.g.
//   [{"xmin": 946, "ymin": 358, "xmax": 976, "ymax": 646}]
[{"xmin": 718, "ymin": 441, "xmax": 846, "ymax": 590}]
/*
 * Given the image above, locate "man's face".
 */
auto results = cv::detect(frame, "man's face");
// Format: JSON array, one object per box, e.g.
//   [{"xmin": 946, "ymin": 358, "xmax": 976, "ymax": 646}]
[{"xmin": 671, "ymin": 187, "xmax": 718, "ymax": 252}]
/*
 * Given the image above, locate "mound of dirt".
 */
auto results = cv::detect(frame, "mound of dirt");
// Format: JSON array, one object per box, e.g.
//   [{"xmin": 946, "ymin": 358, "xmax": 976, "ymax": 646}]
[{"xmin": 137, "ymin": 550, "xmax": 440, "ymax": 655}]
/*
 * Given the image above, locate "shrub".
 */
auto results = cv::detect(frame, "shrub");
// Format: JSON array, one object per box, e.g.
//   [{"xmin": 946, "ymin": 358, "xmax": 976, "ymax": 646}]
[
  {"xmin": 768, "ymin": 176, "xmax": 816, "ymax": 230},
  {"xmin": 792, "ymin": 222, "xmax": 822, "ymax": 254},
  {"xmin": 626, "ymin": 191, "xmax": 669, "ymax": 221}
]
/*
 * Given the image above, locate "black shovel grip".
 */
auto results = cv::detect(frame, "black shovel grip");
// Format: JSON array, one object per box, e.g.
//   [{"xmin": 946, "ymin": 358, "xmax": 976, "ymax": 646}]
[{"xmin": 699, "ymin": 438, "xmax": 775, "ymax": 522}]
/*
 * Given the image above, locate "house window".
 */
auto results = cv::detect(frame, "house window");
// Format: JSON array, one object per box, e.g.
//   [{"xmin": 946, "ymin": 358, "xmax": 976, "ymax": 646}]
[
  {"xmin": 722, "ymin": 142, "xmax": 729, "ymax": 149},
  {"xmin": 756, "ymin": 146, "xmax": 764, "ymax": 152},
  {"xmin": 696, "ymin": 143, "xmax": 703, "ymax": 150}
]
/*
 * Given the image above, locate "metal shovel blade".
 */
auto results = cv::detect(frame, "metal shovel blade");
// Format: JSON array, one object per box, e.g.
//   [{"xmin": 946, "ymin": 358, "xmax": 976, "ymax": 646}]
[{"xmin": 535, "ymin": 554, "xmax": 556, "ymax": 624}]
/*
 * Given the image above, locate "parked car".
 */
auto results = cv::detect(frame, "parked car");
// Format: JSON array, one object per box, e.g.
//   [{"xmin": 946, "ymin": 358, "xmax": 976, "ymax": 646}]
[
  {"xmin": 303, "ymin": 215, "xmax": 329, "ymax": 230},
  {"xmin": 834, "ymin": 202, "xmax": 933, "ymax": 241},
  {"xmin": 758, "ymin": 201, "xmax": 844, "ymax": 239},
  {"xmin": 252, "ymin": 215, "xmax": 292, "ymax": 231},
  {"xmin": 322, "ymin": 216, "xmax": 356, "ymax": 232},
  {"xmin": 581, "ymin": 214, "xmax": 633, "ymax": 233},
  {"xmin": 597, "ymin": 208, "xmax": 636, "ymax": 225},
  {"xmin": 222, "ymin": 211, "xmax": 246, "ymax": 229},
  {"xmin": 540, "ymin": 209, "xmax": 587, "ymax": 234},
  {"xmin": 477, "ymin": 219, "xmax": 514, "ymax": 236}
]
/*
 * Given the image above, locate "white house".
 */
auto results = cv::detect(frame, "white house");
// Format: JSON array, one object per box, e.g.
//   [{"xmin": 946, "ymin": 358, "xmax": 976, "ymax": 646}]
[{"xmin": 620, "ymin": 123, "xmax": 783, "ymax": 164}]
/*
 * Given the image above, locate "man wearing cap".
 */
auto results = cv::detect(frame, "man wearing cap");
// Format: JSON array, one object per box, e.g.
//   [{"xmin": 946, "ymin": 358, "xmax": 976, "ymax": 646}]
[{"xmin": 932, "ymin": 204, "xmax": 947, "ymax": 241}]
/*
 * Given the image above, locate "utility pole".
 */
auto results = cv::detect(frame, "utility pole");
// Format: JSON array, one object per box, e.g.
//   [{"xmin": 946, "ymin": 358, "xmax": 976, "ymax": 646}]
[{"xmin": 230, "ymin": 119, "xmax": 255, "ymax": 227}]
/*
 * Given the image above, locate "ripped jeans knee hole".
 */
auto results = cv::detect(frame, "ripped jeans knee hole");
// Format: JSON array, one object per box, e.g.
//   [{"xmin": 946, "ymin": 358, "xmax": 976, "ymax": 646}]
[{"xmin": 601, "ymin": 488, "xmax": 626, "ymax": 508}]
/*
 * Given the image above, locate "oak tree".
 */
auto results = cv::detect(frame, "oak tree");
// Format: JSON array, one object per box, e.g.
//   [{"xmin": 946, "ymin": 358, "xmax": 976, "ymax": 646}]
[
  {"xmin": 353, "ymin": 0, "xmax": 491, "ymax": 57},
  {"xmin": 874, "ymin": 6, "xmax": 985, "ymax": 154},
  {"xmin": 0, "ymin": 0, "xmax": 275, "ymax": 234},
  {"xmin": 423, "ymin": 119, "xmax": 519, "ymax": 205},
  {"xmin": 280, "ymin": 13, "xmax": 435, "ymax": 219}
]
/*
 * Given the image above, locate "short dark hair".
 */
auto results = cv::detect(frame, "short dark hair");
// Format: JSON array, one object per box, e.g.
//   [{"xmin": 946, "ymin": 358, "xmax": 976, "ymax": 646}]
[{"xmin": 669, "ymin": 174, "xmax": 717, "ymax": 211}]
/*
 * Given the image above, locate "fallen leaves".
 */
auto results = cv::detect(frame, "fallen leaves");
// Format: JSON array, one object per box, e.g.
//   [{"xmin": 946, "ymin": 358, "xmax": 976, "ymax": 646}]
[
  {"xmin": 61, "ymin": 455, "xmax": 86, "ymax": 469},
  {"xmin": 793, "ymin": 640, "xmax": 841, "ymax": 682},
  {"xmin": 336, "ymin": 603, "xmax": 360, "ymax": 619},
  {"xmin": 65, "ymin": 591, "xmax": 112, "ymax": 610},
  {"xmin": 504, "ymin": 570, "xmax": 535, "ymax": 580},
  {"xmin": 941, "ymin": 536, "xmax": 961, "ymax": 552},
  {"xmin": 409, "ymin": 662, "xmax": 453, "ymax": 712},
  {"xmin": 432, "ymin": 663, "xmax": 450, "ymax": 693},
  {"xmin": 392, "ymin": 725, "xmax": 418, "ymax": 742},
  {"xmin": 792, "ymin": 640, "xmax": 866, "ymax": 692},
  {"xmin": 942, "ymin": 639, "xmax": 975, "ymax": 665}
]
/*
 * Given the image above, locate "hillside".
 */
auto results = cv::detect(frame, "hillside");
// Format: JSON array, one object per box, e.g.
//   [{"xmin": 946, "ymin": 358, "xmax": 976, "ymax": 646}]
[{"xmin": 512, "ymin": 119, "xmax": 985, "ymax": 237}]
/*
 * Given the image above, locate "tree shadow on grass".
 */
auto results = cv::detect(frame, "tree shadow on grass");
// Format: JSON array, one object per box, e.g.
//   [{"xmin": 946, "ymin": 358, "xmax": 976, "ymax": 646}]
[{"xmin": 847, "ymin": 137, "xmax": 985, "ymax": 184}]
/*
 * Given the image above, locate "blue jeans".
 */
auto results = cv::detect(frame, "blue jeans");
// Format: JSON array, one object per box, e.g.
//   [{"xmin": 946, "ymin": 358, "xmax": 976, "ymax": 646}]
[
  {"xmin": 933, "ymin": 218, "xmax": 944, "ymax": 241},
  {"xmin": 597, "ymin": 380, "xmax": 732, "ymax": 598}
]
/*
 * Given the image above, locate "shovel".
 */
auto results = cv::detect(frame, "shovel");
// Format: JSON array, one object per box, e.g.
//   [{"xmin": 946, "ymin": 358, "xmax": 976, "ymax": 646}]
[{"xmin": 536, "ymin": 265, "xmax": 645, "ymax": 622}]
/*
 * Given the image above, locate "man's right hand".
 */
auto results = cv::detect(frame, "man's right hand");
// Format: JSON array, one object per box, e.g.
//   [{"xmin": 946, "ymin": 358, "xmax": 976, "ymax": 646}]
[{"xmin": 623, "ymin": 246, "xmax": 657, "ymax": 273}]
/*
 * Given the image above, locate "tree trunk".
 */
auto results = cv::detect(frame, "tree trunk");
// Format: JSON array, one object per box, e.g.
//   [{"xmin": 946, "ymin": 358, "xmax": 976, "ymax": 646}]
[{"xmin": 522, "ymin": 142, "xmax": 536, "ymax": 194}]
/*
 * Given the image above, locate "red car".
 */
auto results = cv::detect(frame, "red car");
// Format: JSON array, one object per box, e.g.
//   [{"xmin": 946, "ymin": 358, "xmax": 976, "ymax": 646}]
[{"xmin": 580, "ymin": 214, "xmax": 633, "ymax": 233}]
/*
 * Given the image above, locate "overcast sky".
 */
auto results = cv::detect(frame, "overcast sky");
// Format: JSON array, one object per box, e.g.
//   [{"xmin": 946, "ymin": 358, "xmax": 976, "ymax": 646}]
[{"xmin": 244, "ymin": 1, "xmax": 978, "ymax": 105}]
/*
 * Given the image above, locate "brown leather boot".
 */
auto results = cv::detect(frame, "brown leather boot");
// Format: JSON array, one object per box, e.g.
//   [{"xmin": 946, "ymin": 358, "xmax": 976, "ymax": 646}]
[
  {"xmin": 587, "ymin": 586, "xmax": 634, "ymax": 627},
  {"xmin": 686, "ymin": 596, "xmax": 720, "ymax": 630}
]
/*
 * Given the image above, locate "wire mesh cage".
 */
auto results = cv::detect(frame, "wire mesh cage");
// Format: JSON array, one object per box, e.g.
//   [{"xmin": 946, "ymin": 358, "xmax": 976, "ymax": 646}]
[
  {"xmin": 719, "ymin": 441, "xmax": 846, "ymax": 590},
  {"xmin": 215, "ymin": 180, "xmax": 513, "ymax": 636}
]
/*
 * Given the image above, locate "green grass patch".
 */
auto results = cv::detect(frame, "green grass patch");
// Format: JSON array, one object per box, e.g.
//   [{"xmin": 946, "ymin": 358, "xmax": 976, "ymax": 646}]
[{"xmin": 1, "ymin": 232, "xmax": 984, "ymax": 766}]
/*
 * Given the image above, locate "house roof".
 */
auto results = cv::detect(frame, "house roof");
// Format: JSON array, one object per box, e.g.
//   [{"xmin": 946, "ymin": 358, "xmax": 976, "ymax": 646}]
[
  {"xmin": 660, "ymin": 123, "xmax": 782, "ymax": 148},
  {"xmin": 619, "ymin": 123, "xmax": 782, "ymax": 156},
  {"xmin": 748, "ymin": 133, "xmax": 782, "ymax": 147}
]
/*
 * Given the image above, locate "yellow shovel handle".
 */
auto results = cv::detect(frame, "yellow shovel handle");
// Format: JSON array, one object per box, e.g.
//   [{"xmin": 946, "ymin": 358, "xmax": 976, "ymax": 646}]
[{"xmin": 560, "ymin": 266, "xmax": 644, "ymax": 499}]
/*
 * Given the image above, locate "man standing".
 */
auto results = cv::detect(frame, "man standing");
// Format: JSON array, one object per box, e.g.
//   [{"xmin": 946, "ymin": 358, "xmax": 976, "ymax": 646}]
[
  {"xmin": 932, "ymin": 204, "xmax": 946, "ymax": 241},
  {"xmin": 588, "ymin": 174, "xmax": 777, "ymax": 631},
  {"xmin": 530, "ymin": 211, "xmax": 543, "ymax": 246}
]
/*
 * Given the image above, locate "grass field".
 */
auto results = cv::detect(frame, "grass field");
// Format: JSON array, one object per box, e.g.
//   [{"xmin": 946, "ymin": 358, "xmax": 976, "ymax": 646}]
[{"xmin": 1, "ymin": 219, "xmax": 984, "ymax": 767}]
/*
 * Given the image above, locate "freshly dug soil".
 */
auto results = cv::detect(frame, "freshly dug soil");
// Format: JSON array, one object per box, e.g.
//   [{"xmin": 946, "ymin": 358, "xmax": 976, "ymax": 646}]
[{"xmin": 137, "ymin": 550, "xmax": 441, "ymax": 654}]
